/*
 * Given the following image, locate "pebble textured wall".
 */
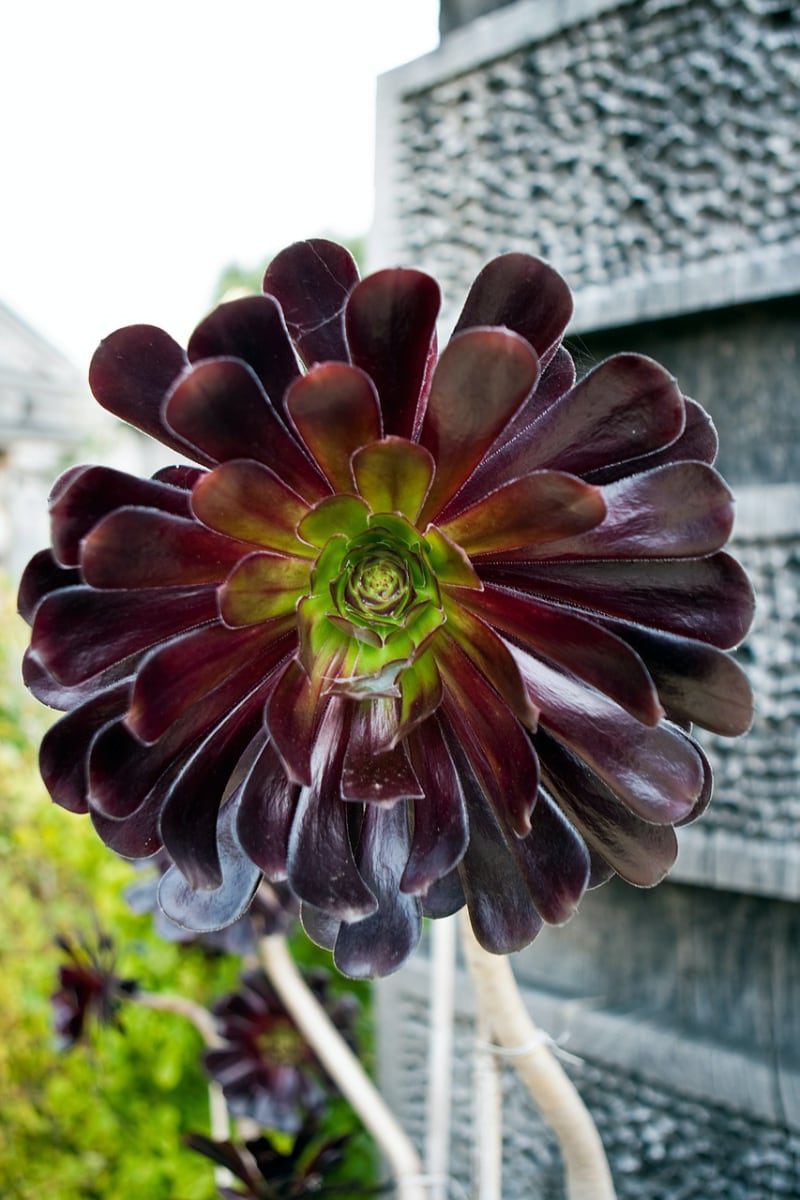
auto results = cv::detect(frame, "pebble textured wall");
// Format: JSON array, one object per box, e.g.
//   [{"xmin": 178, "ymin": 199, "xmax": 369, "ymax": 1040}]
[
  {"xmin": 385, "ymin": 978, "xmax": 800, "ymax": 1199},
  {"xmin": 393, "ymin": 0, "xmax": 799, "ymax": 318},
  {"xmin": 699, "ymin": 533, "xmax": 799, "ymax": 843}
]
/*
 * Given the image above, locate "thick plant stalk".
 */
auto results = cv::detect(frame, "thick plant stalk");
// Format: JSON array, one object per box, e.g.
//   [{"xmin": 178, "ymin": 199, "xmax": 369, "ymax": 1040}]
[
  {"xmin": 474, "ymin": 1009, "xmax": 503, "ymax": 1200},
  {"xmin": 258, "ymin": 934, "xmax": 427, "ymax": 1200},
  {"xmin": 426, "ymin": 914, "xmax": 456, "ymax": 1200},
  {"xmin": 459, "ymin": 912, "xmax": 616, "ymax": 1200}
]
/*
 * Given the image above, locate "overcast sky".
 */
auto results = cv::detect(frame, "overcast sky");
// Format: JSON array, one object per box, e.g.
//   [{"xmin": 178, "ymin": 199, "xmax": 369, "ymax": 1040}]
[{"xmin": 1, "ymin": 1, "xmax": 439, "ymax": 368}]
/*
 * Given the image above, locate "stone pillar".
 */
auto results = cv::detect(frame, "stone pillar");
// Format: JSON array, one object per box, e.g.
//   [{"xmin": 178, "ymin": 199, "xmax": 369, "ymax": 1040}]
[{"xmin": 372, "ymin": 1, "xmax": 800, "ymax": 1195}]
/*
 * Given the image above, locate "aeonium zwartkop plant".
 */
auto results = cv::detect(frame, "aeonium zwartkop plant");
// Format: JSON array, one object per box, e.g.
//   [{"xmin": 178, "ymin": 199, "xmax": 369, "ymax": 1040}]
[{"xmin": 19, "ymin": 239, "xmax": 754, "ymax": 978}]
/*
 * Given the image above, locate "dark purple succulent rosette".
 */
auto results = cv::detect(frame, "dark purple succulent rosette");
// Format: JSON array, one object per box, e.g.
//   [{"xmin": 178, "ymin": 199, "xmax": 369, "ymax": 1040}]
[
  {"xmin": 186, "ymin": 1118, "xmax": 378, "ymax": 1198},
  {"xmin": 203, "ymin": 969, "xmax": 355, "ymax": 1132},
  {"xmin": 20, "ymin": 239, "xmax": 755, "ymax": 978},
  {"xmin": 51, "ymin": 932, "xmax": 137, "ymax": 1047}
]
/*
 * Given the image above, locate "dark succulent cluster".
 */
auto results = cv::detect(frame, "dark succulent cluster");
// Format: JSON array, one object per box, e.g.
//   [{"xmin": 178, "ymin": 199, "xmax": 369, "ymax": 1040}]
[
  {"xmin": 20, "ymin": 239, "xmax": 754, "ymax": 977},
  {"xmin": 203, "ymin": 969, "xmax": 357, "ymax": 1132},
  {"xmin": 186, "ymin": 1119, "xmax": 378, "ymax": 1199},
  {"xmin": 51, "ymin": 932, "xmax": 137, "ymax": 1047}
]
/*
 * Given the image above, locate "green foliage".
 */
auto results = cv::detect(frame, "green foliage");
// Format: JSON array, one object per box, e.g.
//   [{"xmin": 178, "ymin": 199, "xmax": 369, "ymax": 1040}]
[
  {"xmin": 0, "ymin": 581, "xmax": 376, "ymax": 1198},
  {"xmin": 0, "ymin": 584, "xmax": 235, "ymax": 1199}
]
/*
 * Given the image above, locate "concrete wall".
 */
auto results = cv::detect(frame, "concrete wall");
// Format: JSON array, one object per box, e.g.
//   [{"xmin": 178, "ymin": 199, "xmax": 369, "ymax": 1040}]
[{"xmin": 373, "ymin": 1, "xmax": 800, "ymax": 1195}]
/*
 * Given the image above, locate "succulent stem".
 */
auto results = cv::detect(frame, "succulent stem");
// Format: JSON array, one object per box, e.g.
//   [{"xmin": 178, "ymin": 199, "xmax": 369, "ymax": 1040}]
[
  {"xmin": 257, "ymin": 934, "xmax": 426, "ymax": 1200},
  {"xmin": 458, "ymin": 911, "xmax": 616, "ymax": 1200}
]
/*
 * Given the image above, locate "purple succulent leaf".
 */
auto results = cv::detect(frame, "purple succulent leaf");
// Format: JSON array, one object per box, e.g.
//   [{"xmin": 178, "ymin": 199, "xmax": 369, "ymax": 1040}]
[
  {"xmin": 507, "ymin": 790, "xmax": 590, "ymax": 925},
  {"xmin": 538, "ymin": 733, "xmax": 679, "ymax": 887},
  {"xmin": 300, "ymin": 902, "xmax": 340, "ymax": 951},
  {"xmin": 486, "ymin": 354, "xmax": 686, "ymax": 492},
  {"xmin": 438, "ymin": 636, "xmax": 540, "ymax": 837},
  {"xmin": 158, "ymin": 792, "xmax": 261, "ymax": 932},
  {"xmin": 88, "ymin": 324, "xmax": 192, "ymax": 454},
  {"xmin": 452, "ymin": 744, "xmax": 545, "ymax": 954},
  {"xmin": 513, "ymin": 462, "xmax": 734, "ymax": 563},
  {"xmin": 675, "ymin": 736, "xmax": 714, "ymax": 826},
  {"xmin": 439, "ymin": 602, "xmax": 539, "ymax": 731},
  {"xmin": 457, "ymin": 583, "xmax": 663, "ymax": 725},
  {"xmin": 126, "ymin": 621, "xmax": 294, "ymax": 745},
  {"xmin": 334, "ymin": 802, "xmax": 422, "ymax": 978},
  {"xmin": 438, "ymin": 470, "xmax": 606, "ymax": 550},
  {"xmin": 81, "ymin": 507, "xmax": 248, "ymax": 589},
  {"xmin": 164, "ymin": 358, "xmax": 328, "ymax": 503},
  {"xmin": 87, "ymin": 647, "xmax": 282, "ymax": 820},
  {"xmin": 152, "ymin": 464, "xmax": 207, "ymax": 489},
  {"xmin": 598, "ymin": 617, "xmax": 754, "ymax": 736},
  {"xmin": 453, "ymin": 252, "xmax": 573, "ymax": 368},
  {"xmin": 49, "ymin": 465, "xmax": 192, "ymax": 567},
  {"xmin": 263, "ymin": 238, "xmax": 359, "ymax": 366},
  {"xmin": 160, "ymin": 682, "xmax": 275, "ymax": 891},
  {"xmin": 17, "ymin": 548, "xmax": 81, "ymax": 625},
  {"xmin": 266, "ymin": 637, "xmax": 344, "ymax": 786},
  {"xmin": 286, "ymin": 701, "xmax": 377, "ymax": 921},
  {"xmin": 418, "ymin": 327, "xmax": 540, "ymax": 525},
  {"xmin": 486, "ymin": 551, "xmax": 755, "ymax": 650},
  {"xmin": 285, "ymin": 362, "xmax": 382, "ymax": 492},
  {"xmin": 236, "ymin": 740, "xmax": 299, "ymax": 880},
  {"xmin": 512, "ymin": 646, "xmax": 705, "ymax": 825},
  {"xmin": 345, "ymin": 267, "xmax": 441, "ymax": 438},
  {"xmin": 400, "ymin": 716, "xmax": 469, "ymax": 895},
  {"xmin": 40, "ymin": 681, "xmax": 131, "ymax": 813},
  {"xmin": 187, "ymin": 293, "xmax": 301, "ymax": 406},
  {"xmin": 444, "ymin": 345, "xmax": 578, "ymax": 519},
  {"xmin": 191, "ymin": 459, "xmax": 316, "ymax": 556},
  {"xmin": 586, "ymin": 395, "xmax": 719, "ymax": 484},
  {"xmin": 32, "ymin": 585, "xmax": 217, "ymax": 686},
  {"xmin": 90, "ymin": 788, "xmax": 163, "ymax": 859},
  {"xmin": 340, "ymin": 698, "xmax": 424, "ymax": 805},
  {"xmin": 420, "ymin": 868, "xmax": 466, "ymax": 918}
]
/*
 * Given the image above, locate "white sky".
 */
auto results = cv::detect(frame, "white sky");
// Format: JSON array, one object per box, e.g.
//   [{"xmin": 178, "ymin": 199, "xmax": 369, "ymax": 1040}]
[{"xmin": 1, "ymin": 1, "xmax": 439, "ymax": 369}]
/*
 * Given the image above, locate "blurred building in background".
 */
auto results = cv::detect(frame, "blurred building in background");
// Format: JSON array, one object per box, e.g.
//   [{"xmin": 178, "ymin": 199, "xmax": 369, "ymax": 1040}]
[
  {"xmin": 0, "ymin": 301, "xmax": 91, "ymax": 581},
  {"xmin": 374, "ymin": 0, "xmax": 800, "ymax": 1195}
]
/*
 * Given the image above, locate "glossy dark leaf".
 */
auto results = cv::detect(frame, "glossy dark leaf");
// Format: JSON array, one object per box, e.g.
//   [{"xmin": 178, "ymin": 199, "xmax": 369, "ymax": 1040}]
[
  {"xmin": 17, "ymin": 549, "xmax": 80, "ymax": 624},
  {"xmin": 454, "ymin": 252, "xmax": 572, "ymax": 367},
  {"xmin": 513, "ymin": 646, "xmax": 705, "ymax": 825},
  {"xmin": 538, "ymin": 733, "xmax": 679, "ymax": 887},
  {"xmin": 263, "ymin": 238, "xmax": 359, "ymax": 366},
  {"xmin": 286, "ymin": 702, "xmax": 377, "ymax": 920},
  {"xmin": 457, "ymin": 583, "xmax": 663, "ymax": 726},
  {"xmin": 165, "ymin": 358, "xmax": 327, "ymax": 503},
  {"xmin": 89, "ymin": 325, "xmax": 191, "ymax": 455},
  {"xmin": 81, "ymin": 508, "xmax": 248, "ymax": 589},
  {"xmin": 599, "ymin": 618, "xmax": 754, "ymax": 736},
  {"xmin": 486, "ymin": 552, "xmax": 755, "ymax": 650},
  {"xmin": 419, "ymin": 328, "xmax": 540, "ymax": 524},
  {"xmin": 33, "ymin": 584, "xmax": 217, "ymax": 685},
  {"xmin": 401, "ymin": 717, "xmax": 468, "ymax": 894},
  {"xmin": 236, "ymin": 740, "xmax": 299, "ymax": 879},
  {"xmin": 334, "ymin": 802, "xmax": 421, "ymax": 978},
  {"xmin": 187, "ymin": 293, "xmax": 301, "ymax": 405},
  {"xmin": 438, "ymin": 636, "xmax": 540, "ymax": 837},
  {"xmin": 49, "ymin": 465, "xmax": 191, "ymax": 567},
  {"xmin": 345, "ymin": 267, "xmax": 441, "ymax": 438},
  {"xmin": 40, "ymin": 681, "xmax": 130, "ymax": 813},
  {"xmin": 158, "ymin": 792, "xmax": 261, "ymax": 931}
]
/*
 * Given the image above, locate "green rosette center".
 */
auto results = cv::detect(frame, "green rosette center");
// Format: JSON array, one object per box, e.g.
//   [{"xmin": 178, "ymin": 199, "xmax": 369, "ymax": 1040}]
[{"xmin": 297, "ymin": 507, "xmax": 446, "ymax": 698}]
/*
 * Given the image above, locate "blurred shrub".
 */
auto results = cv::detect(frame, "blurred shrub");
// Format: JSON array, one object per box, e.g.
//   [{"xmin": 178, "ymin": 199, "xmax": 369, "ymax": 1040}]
[{"xmin": 0, "ymin": 579, "xmax": 240, "ymax": 1198}]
